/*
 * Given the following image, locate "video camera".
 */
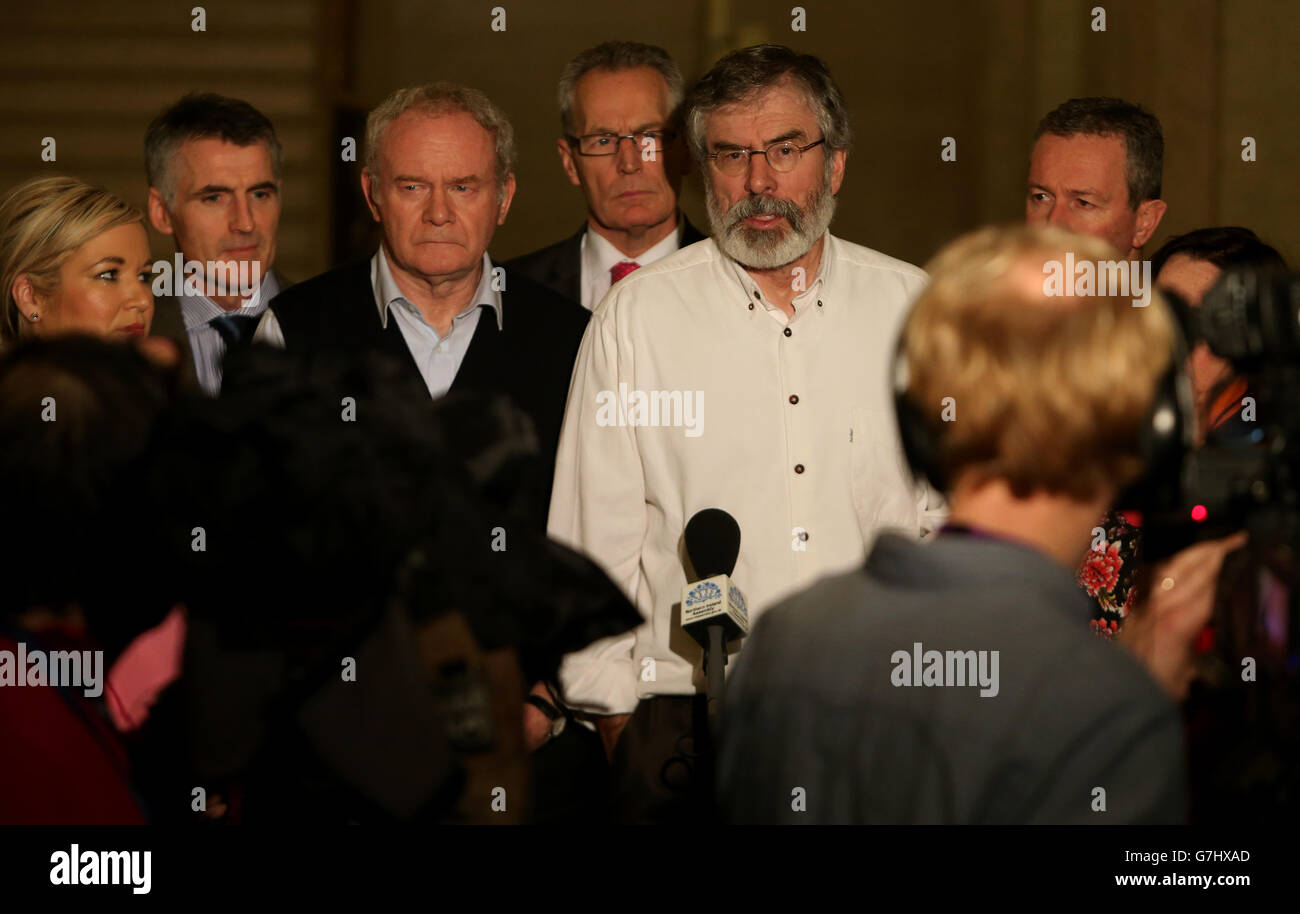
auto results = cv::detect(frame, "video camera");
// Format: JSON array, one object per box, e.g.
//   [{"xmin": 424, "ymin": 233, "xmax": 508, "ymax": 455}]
[{"xmin": 1126, "ymin": 269, "xmax": 1300, "ymax": 563}]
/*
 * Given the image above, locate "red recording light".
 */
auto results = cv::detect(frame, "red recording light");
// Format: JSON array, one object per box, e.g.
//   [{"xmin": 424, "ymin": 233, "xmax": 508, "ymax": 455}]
[{"xmin": 1191, "ymin": 504, "xmax": 1208, "ymax": 522}]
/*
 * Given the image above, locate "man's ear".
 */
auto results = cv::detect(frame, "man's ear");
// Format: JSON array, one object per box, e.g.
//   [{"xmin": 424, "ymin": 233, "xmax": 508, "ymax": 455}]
[
  {"xmin": 360, "ymin": 168, "xmax": 383, "ymax": 223},
  {"xmin": 1132, "ymin": 198, "xmax": 1168, "ymax": 250},
  {"xmin": 147, "ymin": 187, "xmax": 174, "ymax": 236},
  {"xmin": 558, "ymin": 138, "xmax": 581, "ymax": 187},
  {"xmin": 829, "ymin": 148, "xmax": 848, "ymax": 196},
  {"xmin": 497, "ymin": 173, "xmax": 517, "ymax": 225}
]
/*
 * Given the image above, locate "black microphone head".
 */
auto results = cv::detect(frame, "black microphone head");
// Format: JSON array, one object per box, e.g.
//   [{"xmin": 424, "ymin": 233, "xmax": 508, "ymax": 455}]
[{"xmin": 684, "ymin": 508, "xmax": 741, "ymax": 580}]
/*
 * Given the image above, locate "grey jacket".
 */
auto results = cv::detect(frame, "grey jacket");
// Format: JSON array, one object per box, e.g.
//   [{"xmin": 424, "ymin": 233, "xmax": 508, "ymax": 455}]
[{"xmin": 718, "ymin": 530, "xmax": 1187, "ymax": 824}]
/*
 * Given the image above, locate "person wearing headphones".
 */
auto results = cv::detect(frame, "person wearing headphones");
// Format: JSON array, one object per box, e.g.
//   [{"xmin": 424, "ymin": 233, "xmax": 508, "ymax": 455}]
[{"xmin": 717, "ymin": 224, "xmax": 1247, "ymax": 824}]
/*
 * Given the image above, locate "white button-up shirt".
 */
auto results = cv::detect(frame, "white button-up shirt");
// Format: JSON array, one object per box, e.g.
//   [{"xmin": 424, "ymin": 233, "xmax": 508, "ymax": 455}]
[
  {"xmin": 547, "ymin": 233, "xmax": 948, "ymax": 716},
  {"xmin": 580, "ymin": 220, "xmax": 685, "ymax": 312}
]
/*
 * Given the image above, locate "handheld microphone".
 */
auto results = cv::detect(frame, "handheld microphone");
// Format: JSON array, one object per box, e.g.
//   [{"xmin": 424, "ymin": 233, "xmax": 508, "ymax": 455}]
[{"xmin": 680, "ymin": 509, "xmax": 749, "ymax": 719}]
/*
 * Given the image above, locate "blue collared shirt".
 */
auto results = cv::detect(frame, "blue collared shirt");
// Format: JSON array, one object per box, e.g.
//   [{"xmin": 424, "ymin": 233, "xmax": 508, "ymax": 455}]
[
  {"xmin": 371, "ymin": 247, "xmax": 503, "ymax": 399},
  {"xmin": 180, "ymin": 270, "xmax": 281, "ymax": 396}
]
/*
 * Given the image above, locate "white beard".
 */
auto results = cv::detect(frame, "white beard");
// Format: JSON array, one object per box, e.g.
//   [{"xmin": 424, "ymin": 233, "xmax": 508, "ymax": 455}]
[{"xmin": 706, "ymin": 169, "xmax": 838, "ymax": 269}]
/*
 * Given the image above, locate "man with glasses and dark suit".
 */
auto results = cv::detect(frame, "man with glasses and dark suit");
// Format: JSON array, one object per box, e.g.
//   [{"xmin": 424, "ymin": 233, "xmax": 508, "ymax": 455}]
[{"xmin": 505, "ymin": 41, "xmax": 704, "ymax": 311}]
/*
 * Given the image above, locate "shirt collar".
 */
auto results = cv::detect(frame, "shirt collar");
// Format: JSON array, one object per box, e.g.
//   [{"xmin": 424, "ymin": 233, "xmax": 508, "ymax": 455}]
[
  {"xmin": 180, "ymin": 269, "xmax": 280, "ymax": 331},
  {"xmin": 371, "ymin": 246, "xmax": 503, "ymax": 332},
  {"xmin": 722, "ymin": 231, "xmax": 833, "ymax": 317},
  {"xmin": 867, "ymin": 530, "xmax": 1093, "ymax": 627},
  {"xmin": 583, "ymin": 216, "xmax": 685, "ymax": 277}
]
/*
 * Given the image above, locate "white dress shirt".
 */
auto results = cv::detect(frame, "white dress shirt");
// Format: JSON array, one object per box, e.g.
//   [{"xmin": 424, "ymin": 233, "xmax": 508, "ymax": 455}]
[
  {"xmin": 548, "ymin": 233, "xmax": 948, "ymax": 716},
  {"xmin": 579, "ymin": 219, "xmax": 685, "ymax": 312},
  {"xmin": 255, "ymin": 248, "xmax": 502, "ymax": 399},
  {"xmin": 181, "ymin": 270, "xmax": 280, "ymax": 396}
]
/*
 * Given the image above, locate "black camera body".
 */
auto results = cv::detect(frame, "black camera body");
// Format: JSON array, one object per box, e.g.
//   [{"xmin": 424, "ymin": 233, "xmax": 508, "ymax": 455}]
[{"xmin": 1134, "ymin": 270, "xmax": 1300, "ymax": 562}]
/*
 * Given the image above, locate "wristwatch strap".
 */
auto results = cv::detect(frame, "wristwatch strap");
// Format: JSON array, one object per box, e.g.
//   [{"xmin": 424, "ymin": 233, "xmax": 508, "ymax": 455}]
[{"xmin": 526, "ymin": 694, "xmax": 567, "ymax": 738}]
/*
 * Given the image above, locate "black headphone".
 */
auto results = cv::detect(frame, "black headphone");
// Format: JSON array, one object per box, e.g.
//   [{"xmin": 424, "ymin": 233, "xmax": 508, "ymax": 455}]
[{"xmin": 890, "ymin": 304, "xmax": 1196, "ymax": 515}]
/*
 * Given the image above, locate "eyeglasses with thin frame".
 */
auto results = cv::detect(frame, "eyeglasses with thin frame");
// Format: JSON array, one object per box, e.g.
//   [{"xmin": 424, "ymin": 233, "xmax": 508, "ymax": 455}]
[
  {"xmin": 568, "ymin": 130, "xmax": 676, "ymax": 157},
  {"xmin": 707, "ymin": 138, "xmax": 826, "ymax": 176}
]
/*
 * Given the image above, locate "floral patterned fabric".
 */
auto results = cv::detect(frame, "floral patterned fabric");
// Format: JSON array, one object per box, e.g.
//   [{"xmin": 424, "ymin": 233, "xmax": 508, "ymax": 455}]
[
  {"xmin": 1077, "ymin": 508, "xmax": 1142, "ymax": 638},
  {"xmin": 1076, "ymin": 381, "xmax": 1254, "ymax": 637}
]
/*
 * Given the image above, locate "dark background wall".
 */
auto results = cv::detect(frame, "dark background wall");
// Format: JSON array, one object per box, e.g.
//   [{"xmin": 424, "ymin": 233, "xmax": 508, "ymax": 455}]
[{"xmin": 1, "ymin": 0, "xmax": 1296, "ymax": 280}]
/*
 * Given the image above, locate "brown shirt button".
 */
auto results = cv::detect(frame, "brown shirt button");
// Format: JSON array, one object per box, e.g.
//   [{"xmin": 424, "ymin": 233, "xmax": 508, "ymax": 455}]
[
  {"xmin": 748, "ymin": 303, "xmax": 754, "ymax": 310},
  {"xmin": 788, "ymin": 394, "xmax": 799, "ymax": 404},
  {"xmin": 783, "ymin": 327, "xmax": 792, "ymax": 337},
  {"xmin": 794, "ymin": 464, "xmax": 805, "ymax": 474}
]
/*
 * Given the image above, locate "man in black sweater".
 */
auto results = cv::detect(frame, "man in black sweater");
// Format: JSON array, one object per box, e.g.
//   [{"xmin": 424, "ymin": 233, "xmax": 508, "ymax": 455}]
[
  {"xmin": 256, "ymin": 83, "xmax": 588, "ymax": 511},
  {"xmin": 253, "ymin": 82, "xmax": 604, "ymax": 800}
]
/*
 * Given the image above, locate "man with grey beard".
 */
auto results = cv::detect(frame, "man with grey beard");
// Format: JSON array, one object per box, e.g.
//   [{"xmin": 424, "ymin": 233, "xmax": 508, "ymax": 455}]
[{"xmin": 546, "ymin": 44, "xmax": 945, "ymax": 822}]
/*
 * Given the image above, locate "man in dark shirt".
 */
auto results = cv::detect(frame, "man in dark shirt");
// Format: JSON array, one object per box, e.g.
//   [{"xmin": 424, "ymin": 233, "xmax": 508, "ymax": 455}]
[{"xmin": 719, "ymin": 225, "xmax": 1246, "ymax": 824}]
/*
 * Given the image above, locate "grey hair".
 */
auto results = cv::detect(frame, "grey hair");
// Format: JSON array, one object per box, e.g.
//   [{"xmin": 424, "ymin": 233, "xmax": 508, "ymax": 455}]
[
  {"xmin": 557, "ymin": 41, "xmax": 685, "ymax": 136},
  {"xmin": 365, "ymin": 83, "xmax": 516, "ymax": 198},
  {"xmin": 685, "ymin": 44, "xmax": 852, "ymax": 166},
  {"xmin": 144, "ymin": 93, "xmax": 282, "ymax": 208}
]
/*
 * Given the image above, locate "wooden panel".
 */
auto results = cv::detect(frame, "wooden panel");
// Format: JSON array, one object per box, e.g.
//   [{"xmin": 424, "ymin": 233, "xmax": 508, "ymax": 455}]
[
  {"xmin": 0, "ymin": 0, "xmax": 333, "ymax": 279},
  {"xmin": 1219, "ymin": 0, "xmax": 1300, "ymax": 265}
]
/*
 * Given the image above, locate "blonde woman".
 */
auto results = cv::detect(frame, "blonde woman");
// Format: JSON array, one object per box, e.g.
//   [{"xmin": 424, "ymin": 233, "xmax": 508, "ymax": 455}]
[{"xmin": 1, "ymin": 176, "xmax": 154, "ymax": 346}]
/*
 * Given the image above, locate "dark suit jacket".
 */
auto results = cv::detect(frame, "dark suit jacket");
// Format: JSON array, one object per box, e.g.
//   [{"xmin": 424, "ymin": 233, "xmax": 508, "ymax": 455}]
[
  {"xmin": 504, "ymin": 216, "xmax": 706, "ymax": 307},
  {"xmin": 266, "ymin": 258, "xmax": 589, "ymax": 511},
  {"xmin": 149, "ymin": 295, "xmax": 199, "ymax": 391},
  {"xmin": 719, "ymin": 531, "xmax": 1187, "ymax": 825},
  {"xmin": 150, "ymin": 269, "xmax": 292, "ymax": 393}
]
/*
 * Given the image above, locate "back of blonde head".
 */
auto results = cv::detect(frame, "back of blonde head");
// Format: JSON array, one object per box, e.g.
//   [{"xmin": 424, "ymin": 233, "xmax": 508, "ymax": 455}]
[
  {"xmin": 902, "ymin": 224, "xmax": 1178, "ymax": 500},
  {"xmin": 0, "ymin": 176, "xmax": 144, "ymax": 346}
]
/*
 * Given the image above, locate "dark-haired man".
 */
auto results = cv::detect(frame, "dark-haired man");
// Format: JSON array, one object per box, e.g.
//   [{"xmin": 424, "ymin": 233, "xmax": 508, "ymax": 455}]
[
  {"xmin": 145, "ymin": 93, "xmax": 287, "ymax": 394},
  {"xmin": 1024, "ymin": 103, "xmax": 1255, "ymax": 694},
  {"xmin": 1026, "ymin": 96, "xmax": 1167, "ymax": 260},
  {"xmin": 1025, "ymin": 97, "xmax": 1168, "ymax": 632}
]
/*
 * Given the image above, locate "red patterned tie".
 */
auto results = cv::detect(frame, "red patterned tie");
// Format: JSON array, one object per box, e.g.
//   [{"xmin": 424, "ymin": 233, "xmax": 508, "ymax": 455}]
[{"xmin": 610, "ymin": 261, "xmax": 641, "ymax": 284}]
